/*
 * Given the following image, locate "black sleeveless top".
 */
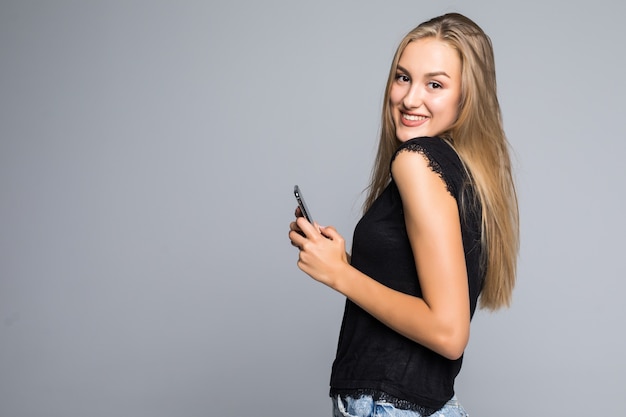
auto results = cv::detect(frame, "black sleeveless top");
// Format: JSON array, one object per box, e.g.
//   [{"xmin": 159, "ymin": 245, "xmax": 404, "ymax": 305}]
[{"xmin": 329, "ymin": 137, "xmax": 484, "ymax": 415}]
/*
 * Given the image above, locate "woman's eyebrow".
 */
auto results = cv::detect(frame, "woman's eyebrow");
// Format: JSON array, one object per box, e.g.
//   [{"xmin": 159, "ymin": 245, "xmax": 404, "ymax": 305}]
[
  {"xmin": 425, "ymin": 71, "xmax": 451, "ymax": 78},
  {"xmin": 396, "ymin": 64, "xmax": 409, "ymax": 73},
  {"xmin": 396, "ymin": 65, "xmax": 451, "ymax": 79}
]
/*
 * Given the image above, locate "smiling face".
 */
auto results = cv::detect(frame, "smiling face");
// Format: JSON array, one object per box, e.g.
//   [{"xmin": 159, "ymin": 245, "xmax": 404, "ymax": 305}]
[{"xmin": 390, "ymin": 38, "xmax": 462, "ymax": 142}]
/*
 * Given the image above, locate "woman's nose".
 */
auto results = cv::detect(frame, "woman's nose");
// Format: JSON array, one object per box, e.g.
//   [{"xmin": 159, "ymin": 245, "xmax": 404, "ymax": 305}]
[{"xmin": 402, "ymin": 85, "xmax": 422, "ymax": 109}]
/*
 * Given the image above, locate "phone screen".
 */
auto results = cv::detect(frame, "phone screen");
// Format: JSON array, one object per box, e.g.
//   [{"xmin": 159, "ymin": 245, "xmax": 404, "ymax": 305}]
[{"xmin": 293, "ymin": 185, "xmax": 313, "ymax": 224}]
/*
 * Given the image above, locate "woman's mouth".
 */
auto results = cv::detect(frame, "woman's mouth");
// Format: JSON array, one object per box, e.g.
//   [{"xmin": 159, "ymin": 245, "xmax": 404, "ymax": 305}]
[
  {"xmin": 403, "ymin": 113, "xmax": 428, "ymax": 121},
  {"xmin": 400, "ymin": 113, "xmax": 429, "ymax": 127}
]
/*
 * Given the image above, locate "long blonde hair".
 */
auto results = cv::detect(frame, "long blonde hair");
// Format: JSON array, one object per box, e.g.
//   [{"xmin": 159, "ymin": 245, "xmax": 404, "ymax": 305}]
[{"xmin": 365, "ymin": 13, "xmax": 519, "ymax": 310}]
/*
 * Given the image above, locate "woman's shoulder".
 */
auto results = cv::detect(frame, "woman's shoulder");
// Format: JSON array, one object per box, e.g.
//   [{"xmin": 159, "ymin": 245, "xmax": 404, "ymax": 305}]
[
  {"xmin": 392, "ymin": 136, "xmax": 459, "ymax": 164},
  {"xmin": 390, "ymin": 136, "xmax": 466, "ymax": 198}
]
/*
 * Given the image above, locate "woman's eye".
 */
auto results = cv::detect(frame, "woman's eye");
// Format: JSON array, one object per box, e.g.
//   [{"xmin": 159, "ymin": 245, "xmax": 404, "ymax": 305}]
[
  {"xmin": 395, "ymin": 74, "xmax": 410, "ymax": 83},
  {"xmin": 428, "ymin": 81, "xmax": 443, "ymax": 89}
]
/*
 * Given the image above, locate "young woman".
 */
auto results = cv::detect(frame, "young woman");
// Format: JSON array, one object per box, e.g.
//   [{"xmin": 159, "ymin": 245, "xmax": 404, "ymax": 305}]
[{"xmin": 289, "ymin": 12, "xmax": 519, "ymax": 417}]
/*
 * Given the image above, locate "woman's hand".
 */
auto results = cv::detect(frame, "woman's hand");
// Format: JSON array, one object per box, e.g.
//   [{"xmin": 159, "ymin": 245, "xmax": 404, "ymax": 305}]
[{"xmin": 289, "ymin": 210, "xmax": 349, "ymax": 289}]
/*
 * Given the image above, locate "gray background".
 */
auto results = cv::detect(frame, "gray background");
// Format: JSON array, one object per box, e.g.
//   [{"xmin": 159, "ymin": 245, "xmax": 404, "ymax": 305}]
[{"xmin": 1, "ymin": 1, "xmax": 625, "ymax": 416}]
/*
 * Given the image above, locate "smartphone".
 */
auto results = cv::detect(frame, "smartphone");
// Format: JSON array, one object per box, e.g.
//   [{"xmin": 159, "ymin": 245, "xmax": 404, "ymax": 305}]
[{"xmin": 293, "ymin": 185, "xmax": 314, "ymax": 224}]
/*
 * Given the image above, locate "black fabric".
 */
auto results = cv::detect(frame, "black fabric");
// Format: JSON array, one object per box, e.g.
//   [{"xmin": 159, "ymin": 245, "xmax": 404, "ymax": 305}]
[{"xmin": 329, "ymin": 137, "xmax": 484, "ymax": 415}]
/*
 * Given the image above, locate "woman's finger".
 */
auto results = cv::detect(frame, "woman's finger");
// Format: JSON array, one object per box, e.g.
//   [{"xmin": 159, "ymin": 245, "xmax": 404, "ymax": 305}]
[
  {"xmin": 288, "ymin": 228, "xmax": 306, "ymax": 248},
  {"xmin": 319, "ymin": 225, "xmax": 339, "ymax": 241}
]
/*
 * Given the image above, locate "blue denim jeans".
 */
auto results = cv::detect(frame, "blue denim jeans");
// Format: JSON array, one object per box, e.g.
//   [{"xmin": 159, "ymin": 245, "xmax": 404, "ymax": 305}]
[{"xmin": 332, "ymin": 394, "xmax": 469, "ymax": 417}]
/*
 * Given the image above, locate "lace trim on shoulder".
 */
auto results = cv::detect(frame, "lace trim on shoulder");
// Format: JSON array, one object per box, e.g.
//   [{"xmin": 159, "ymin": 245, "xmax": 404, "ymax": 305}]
[{"xmin": 391, "ymin": 141, "xmax": 454, "ymax": 197}]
